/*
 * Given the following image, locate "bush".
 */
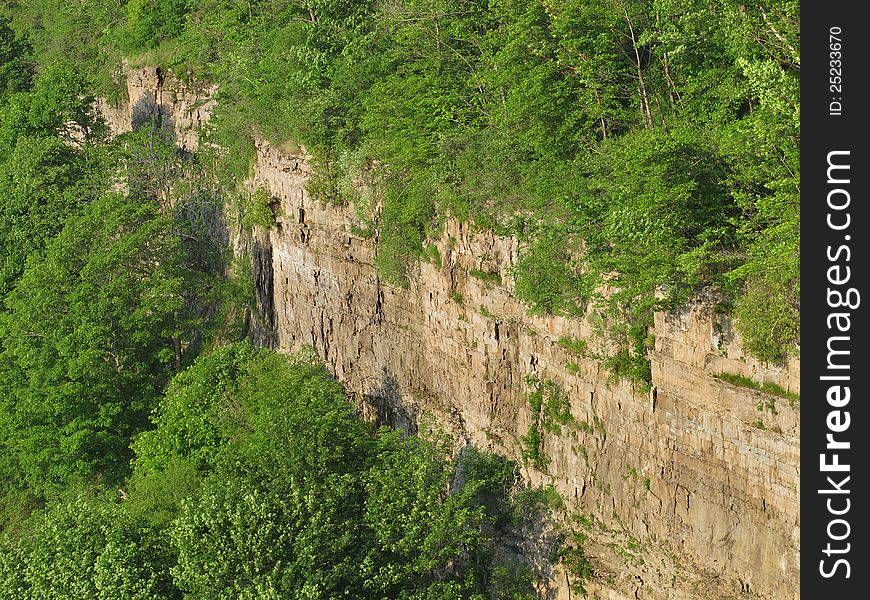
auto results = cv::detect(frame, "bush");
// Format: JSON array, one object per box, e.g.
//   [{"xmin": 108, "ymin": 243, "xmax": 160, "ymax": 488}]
[
  {"xmin": 513, "ymin": 229, "xmax": 581, "ymax": 316},
  {"xmin": 558, "ymin": 337, "xmax": 588, "ymax": 356},
  {"xmin": 469, "ymin": 269, "xmax": 501, "ymax": 285},
  {"xmin": 733, "ymin": 267, "xmax": 800, "ymax": 364},
  {"xmin": 121, "ymin": 0, "xmax": 192, "ymax": 52},
  {"xmin": 238, "ymin": 187, "xmax": 277, "ymax": 230},
  {"xmin": 0, "ymin": 496, "xmax": 179, "ymax": 599},
  {"xmin": 490, "ymin": 562, "xmax": 536, "ymax": 600},
  {"xmin": 559, "ymin": 532, "xmax": 594, "ymax": 596},
  {"xmin": 373, "ymin": 177, "xmax": 437, "ymax": 285}
]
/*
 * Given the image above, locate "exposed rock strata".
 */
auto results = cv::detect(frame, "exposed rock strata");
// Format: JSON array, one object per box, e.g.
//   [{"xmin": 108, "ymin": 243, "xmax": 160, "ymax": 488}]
[
  {"xmin": 102, "ymin": 67, "xmax": 800, "ymax": 600},
  {"xmin": 96, "ymin": 66, "xmax": 216, "ymax": 153}
]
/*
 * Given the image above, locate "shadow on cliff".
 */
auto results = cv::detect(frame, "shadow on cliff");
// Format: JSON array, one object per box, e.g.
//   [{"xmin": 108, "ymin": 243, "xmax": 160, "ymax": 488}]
[
  {"xmin": 130, "ymin": 67, "xmax": 178, "ymax": 139},
  {"xmin": 126, "ymin": 84, "xmax": 184, "ymax": 199},
  {"xmin": 362, "ymin": 367, "xmax": 418, "ymax": 436},
  {"xmin": 126, "ymin": 79, "xmax": 245, "ymax": 347},
  {"xmin": 249, "ymin": 236, "xmax": 277, "ymax": 348}
]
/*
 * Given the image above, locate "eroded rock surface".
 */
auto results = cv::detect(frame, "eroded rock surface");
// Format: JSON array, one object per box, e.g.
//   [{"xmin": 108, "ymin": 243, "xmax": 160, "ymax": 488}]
[
  {"xmin": 96, "ymin": 66, "xmax": 216, "ymax": 153},
  {"xmin": 101, "ymin": 67, "xmax": 800, "ymax": 600}
]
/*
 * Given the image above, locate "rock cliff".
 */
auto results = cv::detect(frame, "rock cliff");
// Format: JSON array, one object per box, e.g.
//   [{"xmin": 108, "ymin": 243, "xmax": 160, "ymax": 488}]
[
  {"xmin": 102, "ymin": 67, "xmax": 800, "ymax": 600},
  {"xmin": 96, "ymin": 66, "xmax": 216, "ymax": 153}
]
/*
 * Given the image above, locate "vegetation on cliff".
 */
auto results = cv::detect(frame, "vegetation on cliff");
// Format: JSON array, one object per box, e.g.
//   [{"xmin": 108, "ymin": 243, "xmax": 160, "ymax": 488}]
[
  {"xmin": 3, "ymin": 0, "xmax": 799, "ymax": 368},
  {"xmin": 0, "ymin": 3, "xmax": 799, "ymax": 596},
  {"xmin": 0, "ymin": 18, "xmax": 556, "ymax": 596}
]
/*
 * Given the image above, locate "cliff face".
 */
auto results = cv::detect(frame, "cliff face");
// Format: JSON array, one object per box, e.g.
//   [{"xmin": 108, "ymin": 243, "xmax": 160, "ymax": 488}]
[
  {"xmin": 105, "ymin": 67, "xmax": 800, "ymax": 600},
  {"xmin": 97, "ymin": 66, "xmax": 216, "ymax": 153}
]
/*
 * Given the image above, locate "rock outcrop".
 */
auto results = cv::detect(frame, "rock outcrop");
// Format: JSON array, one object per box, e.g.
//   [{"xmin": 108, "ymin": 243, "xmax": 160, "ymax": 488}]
[
  {"xmin": 96, "ymin": 66, "xmax": 216, "ymax": 153},
  {"xmin": 102, "ymin": 67, "xmax": 800, "ymax": 600}
]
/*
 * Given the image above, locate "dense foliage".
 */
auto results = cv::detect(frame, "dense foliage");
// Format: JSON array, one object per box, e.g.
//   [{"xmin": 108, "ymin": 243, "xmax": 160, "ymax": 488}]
[
  {"xmin": 0, "ymin": 2, "xmax": 799, "ymax": 596},
  {"xmin": 2, "ymin": 342, "xmax": 539, "ymax": 598},
  {"xmin": 1, "ymin": 0, "xmax": 800, "ymax": 368},
  {"xmin": 3, "ymin": 0, "xmax": 799, "ymax": 367},
  {"xmin": 0, "ymin": 11, "xmax": 563, "ymax": 595},
  {"xmin": 0, "ymin": 19, "xmax": 244, "ymax": 526}
]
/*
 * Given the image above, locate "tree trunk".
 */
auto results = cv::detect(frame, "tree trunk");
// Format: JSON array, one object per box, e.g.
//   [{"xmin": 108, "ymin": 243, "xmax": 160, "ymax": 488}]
[
  {"xmin": 661, "ymin": 51, "xmax": 683, "ymax": 109},
  {"xmin": 620, "ymin": 1, "xmax": 653, "ymax": 128},
  {"xmin": 594, "ymin": 88, "xmax": 608, "ymax": 138}
]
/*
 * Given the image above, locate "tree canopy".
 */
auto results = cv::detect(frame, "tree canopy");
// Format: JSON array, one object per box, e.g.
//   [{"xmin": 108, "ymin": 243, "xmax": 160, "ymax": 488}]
[
  {"xmin": 6, "ymin": 0, "xmax": 799, "ymax": 365},
  {"xmin": 2, "ymin": 342, "xmax": 540, "ymax": 598},
  {"xmin": 0, "ymin": 1, "xmax": 799, "ymax": 595}
]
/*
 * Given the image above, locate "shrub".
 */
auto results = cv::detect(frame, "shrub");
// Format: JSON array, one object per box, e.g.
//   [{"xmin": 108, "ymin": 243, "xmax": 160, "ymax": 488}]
[
  {"xmin": 520, "ymin": 424, "xmax": 548, "ymax": 470},
  {"xmin": 513, "ymin": 230, "xmax": 581, "ymax": 316},
  {"xmin": 121, "ymin": 0, "xmax": 192, "ymax": 52},
  {"xmin": 559, "ymin": 532, "xmax": 593, "ymax": 596},
  {"xmin": 238, "ymin": 187, "xmax": 277, "ymax": 230},
  {"xmin": 424, "ymin": 243, "xmax": 442, "ymax": 267},
  {"xmin": 558, "ymin": 337, "xmax": 588, "ymax": 357},
  {"xmin": 733, "ymin": 267, "xmax": 799, "ymax": 365},
  {"xmin": 469, "ymin": 269, "xmax": 502, "ymax": 285}
]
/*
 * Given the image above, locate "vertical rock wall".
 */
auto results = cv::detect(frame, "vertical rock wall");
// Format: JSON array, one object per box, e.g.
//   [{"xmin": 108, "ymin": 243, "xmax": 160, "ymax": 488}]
[
  {"xmin": 101, "ymin": 68, "xmax": 800, "ymax": 600},
  {"xmin": 250, "ymin": 145, "xmax": 800, "ymax": 600},
  {"xmin": 96, "ymin": 66, "xmax": 216, "ymax": 153}
]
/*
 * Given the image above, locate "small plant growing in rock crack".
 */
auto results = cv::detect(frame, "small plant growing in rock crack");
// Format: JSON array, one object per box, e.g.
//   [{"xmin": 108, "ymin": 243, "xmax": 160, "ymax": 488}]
[
  {"xmin": 756, "ymin": 398, "xmax": 777, "ymax": 415},
  {"xmin": 520, "ymin": 423, "xmax": 548, "ymax": 470},
  {"xmin": 238, "ymin": 187, "xmax": 278, "ymax": 230},
  {"xmin": 469, "ymin": 269, "xmax": 502, "ymax": 285},
  {"xmin": 424, "ymin": 243, "xmax": 442, "ymax": 267},
  {"xmin": 558, "ymin": 337, "xmax": 588, "ymax": 357},
  {"xmin": 526, "ymin": 376, "xmax": 574, "ymax": 435},
  {"xmin": 559, "ymin": 531, "xmax": 594, "ymax": 596},
  {"xmin": 713, "ymin": 319, "xmax": 726, "ymax": 353},
  {"xmin": 715, "ymin": 372, "xmax": 799, "ymax": 405},
  {"xmin": 593, "ymin": 415, "xmax": 606, "ymax": 437}
]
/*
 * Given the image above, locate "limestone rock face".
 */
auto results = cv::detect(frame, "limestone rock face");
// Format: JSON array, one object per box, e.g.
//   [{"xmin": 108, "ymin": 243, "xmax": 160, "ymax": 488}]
[
  {"xmin": 96, "ymin": 66, "xmax": 216, "ymax": 153},
  {"xmin": 99, "ymin": 71, "xmax": 800, "ymax": 600},
  {"xmin": 251, "ymin": 147, "xmax": 800, "ymax": 600}
]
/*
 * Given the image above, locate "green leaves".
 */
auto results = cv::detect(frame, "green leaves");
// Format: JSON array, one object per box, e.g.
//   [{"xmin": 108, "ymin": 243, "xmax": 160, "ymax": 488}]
[
  {"xmin": 0, "ymin": 336, "xmax": 541, "ymax": 595},
  {"xmin": 124, "ymin": 343, "xmax": 527, "ymax": 598},
  {"xmin": 580, "ymin": 124, "xmax": 737, "ymax": 299},
  {"xmin": 0, "ymin": 15, "xmax": 31, "ymax": 103},
  {"xmin": 0, "ymin": 191, "xmax": 205, "ymax": 495},
  {"xmin": 513, "ymin": 227, "xmax": 582, "ymax": 316},
  {"xmin": 121, "ymin": 0, "xmax": 194, "ymax": 52},
  {"xmin": 4, "ymin": 0, "xmax": 801, "ymax": 359},
  {"xmin": 170, "ymin": 480, "xmax": 300, "ymax": 598},
  {"xmin": 365, "ymin": 430, "xmax": 487, "ymax": 591},
  {"xmin": 0, "ymin": 65, "xmax": 110, "ymax": 297},
  {"xmin": 132, "ymin": 342, "xmax": 261, "ymax": 477},
  {"xmin": 0, "ymin": 496, "xmax": 179, "ymax": 599}
]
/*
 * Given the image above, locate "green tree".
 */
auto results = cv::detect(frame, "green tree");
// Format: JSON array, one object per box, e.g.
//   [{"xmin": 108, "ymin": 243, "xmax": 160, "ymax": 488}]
[
  {"xmin": 0, "ymin": 1, "xmax": 126, "ymax": 100},
  {"xmin": 0, "ymin": 496, "xmax": 178, "ymax": 599},
  {"xmin": 0, "ymin": 14, "xmax": 32, "ymax": 102},
  {"xmin": 0, "ymin": 65, "xmax": 110, "ymax": 297},
  {"xmin": 513, "ymin": 227, "xmax": 582, "ymax": 316},
  {"xmin": 133, "ymin": 343, "xmax": 519, "ymax": 598},
  {"xmin": 0, "ymin": 192, "xmax": 206, "ymax": 497},
  {"xmin": 148, "ymin": 345, "xmax": 376, "ymax": 597},
  {"xmin": 121, "ymin": 0, "xmax": 193, "ymax": 52},
  {"xmin": 364, "ymin": 430, "xmax": 489, "ymax": 596},
  {"xmin": 1, "ymin": 340, "xmax": 540, "ymax": 598}
]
